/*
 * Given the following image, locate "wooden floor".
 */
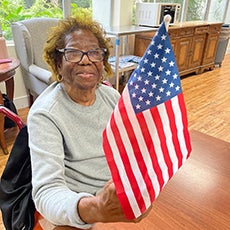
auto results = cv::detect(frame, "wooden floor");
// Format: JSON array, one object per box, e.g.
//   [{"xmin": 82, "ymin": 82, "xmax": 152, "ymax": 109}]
[{"xmin": 0, "ymin": 54, "xmax": 229, "ymax": 229}]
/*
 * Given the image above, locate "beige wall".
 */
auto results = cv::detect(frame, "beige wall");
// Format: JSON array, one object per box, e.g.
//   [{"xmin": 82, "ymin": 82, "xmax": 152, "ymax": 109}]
[{"xmin": 0, "ymin": 43, "xmax": 29, "ymax": 109}]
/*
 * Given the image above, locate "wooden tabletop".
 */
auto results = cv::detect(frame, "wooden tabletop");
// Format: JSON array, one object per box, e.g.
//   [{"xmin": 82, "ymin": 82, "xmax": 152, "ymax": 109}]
[
  {"xmin": 0, "ymin": 58, "xmax": 20, "ymax": 154},
  {"xmin": 37, "ymin": 130, "xmax": 230, "ymax": 230},
  {"xmin": 92, "ymin": 130, "xmax": 230, "ymax": 230},
  {"xmin": 0, "ymin": 58, "xmax": 20, "ymax": 81}
]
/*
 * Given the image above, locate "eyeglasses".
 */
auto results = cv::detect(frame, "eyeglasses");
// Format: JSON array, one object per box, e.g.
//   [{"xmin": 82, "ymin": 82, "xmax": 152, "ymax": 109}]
[{"xmin": 57, "ymin": 48, "xmax": 107, "ymax": 63}]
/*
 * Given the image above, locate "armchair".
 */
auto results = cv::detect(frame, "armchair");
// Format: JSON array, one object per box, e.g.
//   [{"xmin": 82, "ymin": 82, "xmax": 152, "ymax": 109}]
[{"xmin": 11, "ymin": 17, "xmax": 59, "ymax": 106}]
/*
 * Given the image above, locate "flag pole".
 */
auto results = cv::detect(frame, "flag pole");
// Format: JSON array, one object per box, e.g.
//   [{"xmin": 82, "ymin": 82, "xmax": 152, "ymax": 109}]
[{"xmin": 164, "ymin": 14, "xmax": 172, "ymax": 32}]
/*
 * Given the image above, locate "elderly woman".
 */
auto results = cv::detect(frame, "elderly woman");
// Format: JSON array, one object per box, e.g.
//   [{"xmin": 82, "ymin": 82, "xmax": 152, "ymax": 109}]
[{"xmin": 28, "ymin": 15, "xmax": 149, "ymax": 229}]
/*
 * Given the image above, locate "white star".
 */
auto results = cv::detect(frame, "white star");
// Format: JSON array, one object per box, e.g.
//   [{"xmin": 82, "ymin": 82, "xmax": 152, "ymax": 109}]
[
  {"xmin": 169, "ymin": 61, "xmax": 175, "ymax": 67},
  {"xmin": 169, "ymin": 82, "xmax": 174, "ymax": 88},
  {"xmin": 147, "ymin": 71, "xmax": 153, "ymax": 77},
  {"xmin": 144, "ymin": 58, "xmax": 148, "ymax": 64},
  {"xmin": 162, "ymin": 57, "xmax": 167, "ymax": 63},
  {"xmin": 159, "ymin": 87, "xmax": 164, "ymax": 93},
  {"xmin": 132, "ymin": 92, "xmax": 136, "ymax": 98},
  {"xmin": 146, "ymin": 100, "xmax": 151, "ymax": 105},
  {"xmin": 176, "ymin": 86, "xmax": 180, "ymax": 91},
  {"xmin": 157, "ymin": 44, "xmax": 163, "ymax": 49},
  {"xmin": 173, "ymin": 74, "xmax": 178, "ymax": 79},
  {"xmin": 162, "ymin": 78, "xmax": 168, "ymax": 84},
  {"xmin": 158, "ymin": 66, "xmax": 163, "ymax": 72},
  {"xmin": 141, "ymin": 88, "xmax": 147, "ymax": 93},
  {"xmin": 154, "ymin": 53, "xmax": 159, "ymax": 59},
  {"xmin": 147, "ymin": 50, "xmax": 152, "ymax": 55},
  {"xmin": 141, "ymin": 67, "xmax": 145, "ymax": 72},
  {"xmin": 156, "ymin": 95, "xmax": 161, "ymax": 101},
  {"xmin": 151, "ymin": 62, "xmax": 156, "ymax": 68},
  {"xmin": 165, "ymin": 48, "xmax": 170, "ymax": 54},
  {"xmin": 152, "ymin": 83, "xmax": 157, "ymax": 88},
  {"xmin": 166, "ymin": 91, "xmax": 171, "ymax": 96},
  {"xmin": 165, "ymin": 69, "xmax": 171, "ymax": 75},
  {"xmin": 138, "ymin": 75, "xmax": 142, "ymax": 81},
  {"xmin": 144, "ymin": 79, "xmax": 150, "ymax": 85},
  {"xmin": 136, "ymin": 104, "xmax": 141, "ymax": 109},
  {"xmin": 134, "ymin": 84, "xmax": 139, "ymax": 90},
  {"xmin": 149, "ymin": 91, "xmax": 154, "ymax": 97},
  {"xmin": 138, "ymin": 96, "xmax": 143, "ymax": 102},
  {"xmin": 155, "ymin": 75, "xmax": 160, "ymax": 80},
  {"xmin": 161, "ymin": 34, "xmax": 167, "ymax": 40}
]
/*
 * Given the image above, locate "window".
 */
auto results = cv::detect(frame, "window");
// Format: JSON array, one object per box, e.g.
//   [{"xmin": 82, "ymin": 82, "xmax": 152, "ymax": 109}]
[
  {"xmin": 208, "ymin": 0, "xmax": 228, "ymax": 22},
  {"xmin": 1, "ymin": 0, "xmax": 230, "ymax": 41},
  {"xmin": 0, "ymin": 0, "xmax": 92, "ymax": 40},
  {"xmin": 186, "ymin": 0, "xmax": 207, "ymax": 21},
  {"xmin": 141, "ymin": 0, "xmax": 229, "ymax": 22}
]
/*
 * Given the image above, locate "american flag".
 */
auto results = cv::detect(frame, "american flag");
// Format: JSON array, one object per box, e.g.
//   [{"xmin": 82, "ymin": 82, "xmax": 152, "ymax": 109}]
[{"xmin": 102, "ymin": 21, "xmax": 192, "ymax": 220}]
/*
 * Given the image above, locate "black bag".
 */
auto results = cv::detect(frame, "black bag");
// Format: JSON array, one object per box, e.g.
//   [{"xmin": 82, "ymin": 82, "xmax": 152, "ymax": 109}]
[
  {"xmin": 0, "ymin": 126, "xmax": 36, "ymax": 230},
  {"xmin": 2, "ymin": 93, "xmax": 18, "ymax": 129}
]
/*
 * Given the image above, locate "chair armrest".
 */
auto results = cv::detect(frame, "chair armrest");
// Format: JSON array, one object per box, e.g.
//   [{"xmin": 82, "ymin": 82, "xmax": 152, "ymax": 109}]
[
  {"xmin": 0, "ymin": 106, "xmax": 25, "ymax": 130},
  {"xmin": 29, "ymin": 64, "xmax": 53, "ymax": 84}
]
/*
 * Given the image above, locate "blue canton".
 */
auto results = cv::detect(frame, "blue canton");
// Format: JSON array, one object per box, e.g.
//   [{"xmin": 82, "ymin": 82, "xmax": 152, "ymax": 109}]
[{"xmin": 127, "ymin": 22, "xmax": 182, "ymax": 114}]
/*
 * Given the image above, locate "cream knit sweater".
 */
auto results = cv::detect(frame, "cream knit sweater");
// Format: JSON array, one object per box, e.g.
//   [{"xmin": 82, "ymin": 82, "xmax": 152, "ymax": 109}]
[{"xmin": 28, "ymin": 82, "xmax": 120, "ymax": 229}]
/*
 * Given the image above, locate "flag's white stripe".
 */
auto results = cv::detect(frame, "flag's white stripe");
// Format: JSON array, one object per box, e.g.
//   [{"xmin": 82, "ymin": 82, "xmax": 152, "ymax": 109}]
[
  {"xmin": 105, "ymin": 120, "xmax": 141, "ymax": 217},
  {"xmin": 171, "ymin": 96, "xmax": 189, "ymax": 163},
  {"xmin": 142, "ymin": 110, "xmax": 169, "ymax": 190},
  {"xmin": 114, "ymin": 105, "xmax": 150, "ymax": 202},
  {"xmin": 114, "ymin": 89, "xmax": 151, "ymax": 209},
  {"xmin": 123, "ymin": 88, "xmax": 161, "ymax": 200},
  {"xmin": 158, "ymin": 103, "xmax": 179, "ymax": 174}
]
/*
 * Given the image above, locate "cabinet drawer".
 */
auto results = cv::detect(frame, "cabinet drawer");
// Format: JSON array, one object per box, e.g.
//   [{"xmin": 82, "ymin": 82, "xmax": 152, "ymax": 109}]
[
  {"xmin": 195, "ymin": 26, "xmax": 209, "ymax": 34},
  {"xmin": 168, "ymin": 28, "xmax": 178, "ymax": 38},
  {"xmin": 210, "ymin": 24, "xmax": 222, "ymax": 33},
  {"xmin": 135, "ymin": 32, "xmax": 156, "ymax": 40},
  {"xmin": 178, "ymin": 27, "xmax": 194, "ymax": 36}
]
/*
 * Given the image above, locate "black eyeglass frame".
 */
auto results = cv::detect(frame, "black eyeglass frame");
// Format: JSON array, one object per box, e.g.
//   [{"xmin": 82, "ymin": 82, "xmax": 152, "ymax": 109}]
[{"xmin": 57, "ymin": 48, "xmax": 107, "ymax": 63}]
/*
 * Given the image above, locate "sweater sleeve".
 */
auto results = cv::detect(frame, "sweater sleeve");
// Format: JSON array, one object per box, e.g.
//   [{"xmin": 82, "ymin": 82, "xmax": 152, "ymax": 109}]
[{"xmin": 28, "ymin": 109, "xmax": 93, "ymax": 229}]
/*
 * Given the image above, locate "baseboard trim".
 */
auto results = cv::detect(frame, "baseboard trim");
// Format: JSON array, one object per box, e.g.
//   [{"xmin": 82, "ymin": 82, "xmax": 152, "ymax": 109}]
[{"xmin": 14, "ymin": 95, "xmax": 29, "ymax": 109}]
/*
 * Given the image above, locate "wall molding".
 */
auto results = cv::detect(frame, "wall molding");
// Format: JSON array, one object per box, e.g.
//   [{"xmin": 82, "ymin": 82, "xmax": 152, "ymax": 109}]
[{"xmin": 14, "ymin": 95, "xmax": 29, "ymax": 109}]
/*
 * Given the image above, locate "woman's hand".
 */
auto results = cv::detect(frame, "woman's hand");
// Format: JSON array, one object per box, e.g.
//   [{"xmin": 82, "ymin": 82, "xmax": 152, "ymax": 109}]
[
  {"xmin": 94, "ymin": 179, "xmax": 126, "ymax": 222},
  {"xmin": 78, "ymin": 180, "xmax": 151, "ymax": 224}
]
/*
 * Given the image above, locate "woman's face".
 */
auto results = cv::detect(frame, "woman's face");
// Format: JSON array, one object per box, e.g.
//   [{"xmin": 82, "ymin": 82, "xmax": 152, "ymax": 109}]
[{"xmin": 58, "ymin": 29, "xmax": 104, "ymax": 93}]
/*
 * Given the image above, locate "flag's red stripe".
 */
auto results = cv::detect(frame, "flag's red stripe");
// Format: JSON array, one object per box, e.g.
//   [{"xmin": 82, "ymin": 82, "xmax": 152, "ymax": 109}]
[
  {"xmin": 102, "ymin": 127, "xmax": 135, "ymax": 220},
  {"xmin": 102, "ymin": 129, "xmax": 124, "ymax": 193},
  {"xmin": 164, "ymin": 98, "xmax": 183, "ymax": 168},
  {"xmin": 136, "ymin": 112, "xmax": 164, "ymax": 193},
  {"xmin": 150, "ymin": 107, "xmax": 174, "ymax": 179},
  {"xmin": 117, "ymin": 97, "xmax": 149, "ymax": 213},
  {"xmin": 178, "ymin": 94, "xmax": 192, "ymax": 156},
  {"xmin": 109, "ymin": 105, "xmax": 146, "ymax": 214},
  {"xmin": 134, "ymin": 112, "xmax": 156, "ymax": 202}
]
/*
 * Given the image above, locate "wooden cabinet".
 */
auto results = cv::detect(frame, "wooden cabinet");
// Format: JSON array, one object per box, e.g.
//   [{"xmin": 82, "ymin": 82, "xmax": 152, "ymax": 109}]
[
  {"xmin": 172, "ymin": 25, "xmax": 207, "ymax": 75},
  {"xmin": 134, "ymin": 22, "xmax": 222, "ymax": 77}
]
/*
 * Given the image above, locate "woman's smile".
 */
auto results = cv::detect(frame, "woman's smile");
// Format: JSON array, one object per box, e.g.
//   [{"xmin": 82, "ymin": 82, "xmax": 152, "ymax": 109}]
[{"xmin": 75, "ymin": 71, "xmax": 95, "ymax": 79}]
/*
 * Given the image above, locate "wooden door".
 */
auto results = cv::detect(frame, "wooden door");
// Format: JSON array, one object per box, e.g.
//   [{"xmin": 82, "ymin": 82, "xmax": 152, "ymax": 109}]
[
  {"xmin": 175, "ymin": 36, "xmax": 193, "ymax": 72},
  {"xmin": 188, "ymin": 34, "xmax": 206, "ymax": 69}
]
